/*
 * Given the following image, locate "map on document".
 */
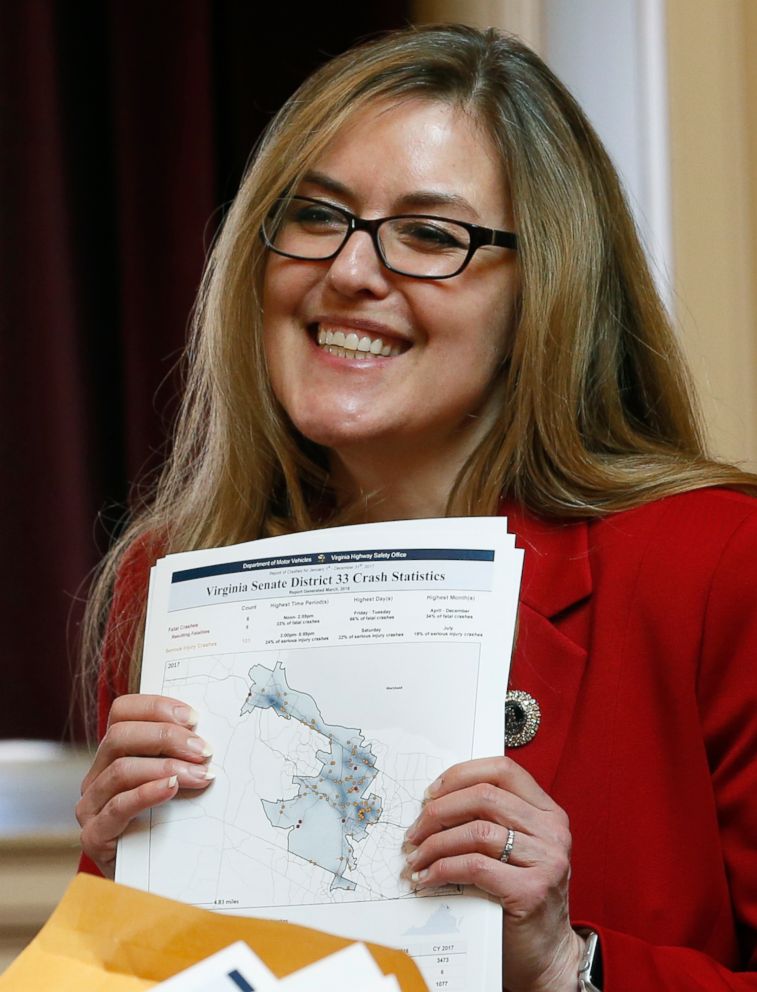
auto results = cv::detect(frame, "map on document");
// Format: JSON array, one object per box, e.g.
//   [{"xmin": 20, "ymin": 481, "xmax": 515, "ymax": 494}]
[
  {"xmin": 145, "ymin": 639, "xmax": 479, "ymax": 909},
  {"xmin": 243, "ymin": 660, "xmax": 383, "ymax": 893}
]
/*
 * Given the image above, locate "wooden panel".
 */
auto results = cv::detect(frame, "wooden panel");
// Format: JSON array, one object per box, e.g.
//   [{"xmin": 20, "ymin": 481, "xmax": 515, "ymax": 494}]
[
  {"xmin": 0, "ymin": 743, "xmax": 92, "ymax": 971},
  {"xmin": 744, "ymin": 0, "xmax": 757, "ymax": 397},
  {"xmin": 666, "ymin": 0, "xmax": 757, "ymax": 468}
]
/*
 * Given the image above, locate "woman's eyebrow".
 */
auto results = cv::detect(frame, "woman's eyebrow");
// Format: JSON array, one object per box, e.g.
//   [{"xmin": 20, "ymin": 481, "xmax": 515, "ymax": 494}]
[
  {"xmin": 299, "ymin": 171, "xmax": 481, "ymax": 219},
  {"xmin": 300, "ymin": 171, "xmax": 351, "ymax": 198},
  {"xmin": 394, "ymin": 190, "xmax": 481, "ymax": 219}
]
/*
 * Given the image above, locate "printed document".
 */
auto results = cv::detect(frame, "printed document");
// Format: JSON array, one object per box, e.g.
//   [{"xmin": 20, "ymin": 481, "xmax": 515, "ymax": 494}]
[{"xmin": 117, "ymin": 517, "xmax": 523, "ymax": 991}]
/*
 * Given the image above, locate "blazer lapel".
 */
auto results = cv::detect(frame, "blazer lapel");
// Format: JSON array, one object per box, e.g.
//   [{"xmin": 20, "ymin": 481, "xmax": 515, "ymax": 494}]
[{"xmin": 499, "ymin": 502, "xmax": 593, "ymax": 791}]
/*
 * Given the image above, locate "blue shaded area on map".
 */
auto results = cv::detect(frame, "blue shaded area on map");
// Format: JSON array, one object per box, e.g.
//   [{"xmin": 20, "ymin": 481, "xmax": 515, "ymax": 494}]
[
  {"xmin": 404, "ymin": 903, "xmax": 462, "ymax": 935},
  {"xmin": 241, "ymin": 661, "xmax": 383, "ymax": 891}
]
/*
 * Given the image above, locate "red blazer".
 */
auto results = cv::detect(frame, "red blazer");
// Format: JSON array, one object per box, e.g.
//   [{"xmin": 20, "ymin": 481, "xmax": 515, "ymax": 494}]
[
  {"xmin": 503, "ymin": 488, "xmax": 757, "ymax": 989},
  {"xmin": 84, "ymin": 488, "xmax": 757, "ymax": 989}
]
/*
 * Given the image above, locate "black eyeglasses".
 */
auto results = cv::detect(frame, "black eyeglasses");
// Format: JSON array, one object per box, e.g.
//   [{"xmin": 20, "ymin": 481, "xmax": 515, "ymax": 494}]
[{"xmin": 261, "ymin": 196, "xmax": 518, "ymax": 279}]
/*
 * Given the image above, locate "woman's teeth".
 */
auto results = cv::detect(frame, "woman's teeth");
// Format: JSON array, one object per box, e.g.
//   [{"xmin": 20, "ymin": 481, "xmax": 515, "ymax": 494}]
[{"xmin": 316, "ymin": 327, "xmax": 402, "ymax": 359}]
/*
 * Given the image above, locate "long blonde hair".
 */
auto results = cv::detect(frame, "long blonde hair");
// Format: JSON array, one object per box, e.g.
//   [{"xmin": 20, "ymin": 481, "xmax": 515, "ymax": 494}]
[{"xmin": 81, "ymin": 23, "xmax": 756, "ymax": 714}]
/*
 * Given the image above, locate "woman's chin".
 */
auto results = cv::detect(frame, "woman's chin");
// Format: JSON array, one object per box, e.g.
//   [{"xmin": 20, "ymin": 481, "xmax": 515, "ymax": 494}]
[{"xmin": 295, "ymin": 419, "xmax": 391, "ymax": 453}]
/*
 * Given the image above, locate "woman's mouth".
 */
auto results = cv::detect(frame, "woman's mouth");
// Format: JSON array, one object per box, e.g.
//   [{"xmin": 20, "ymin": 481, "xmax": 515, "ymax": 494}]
[{"xmin": 314, "ymin": 323, "xmax": 405, "ymax": 360}]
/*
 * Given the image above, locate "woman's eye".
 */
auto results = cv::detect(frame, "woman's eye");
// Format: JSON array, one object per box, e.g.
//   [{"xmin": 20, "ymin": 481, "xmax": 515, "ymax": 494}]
[
  {"xmin": 394, "ymin": 219, "xmax": 466, "ymax": 252},
  {"xmin": 290, "ymin": 203, "xmax": 345, "ymax": 230}
]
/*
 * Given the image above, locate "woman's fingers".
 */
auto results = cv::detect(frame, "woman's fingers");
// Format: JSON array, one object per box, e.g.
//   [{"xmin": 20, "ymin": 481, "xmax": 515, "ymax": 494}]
[
  {"xmin": 406, "ymin": 822, "xmax": 545, "ymax": 874},
  {"xmin": 403, "ymin": 756, "xmax": 571, "ymax": 901},
  {"xmin": 426, "ymin": 755, "xmax": 556, "ymax": 811},
  {"xmin": 82, "ymin": 715, "xmax": 212, "ymax": 793},
  {"xmin": 407, "ymin": 821, "xmax": 572, "ymax": 914},
  {"xmin": 407, "ymin": 756, "xmax": 571, "ymax": 853},
  {"xmin": 103, "ymin": 720, "xmax": 212, "ymax": 763},
  {"xmin": 406, "ymin": 825, "xmax": 567, "ymax": 898},
  {"xmin": 78, "ymin": 775, "xmax": 180, "ymax": 878},
  {"xmin": 106, "ymin": 693, "xmax": 199, "ymax": 731},
  {"xmin": 406, "ymin": 780, "xmax": 540, "ymax": 847},
  {"xmin": 77, "ymin": 755, "xmax": 214, "ymax": 823},
  {"xmin": 409, "ymin": 850, "xmax": 511, "ymax": 896}
]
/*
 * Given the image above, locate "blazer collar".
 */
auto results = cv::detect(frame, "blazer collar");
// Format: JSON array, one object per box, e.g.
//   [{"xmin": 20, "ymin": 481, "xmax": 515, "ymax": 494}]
[
  {"xmin": 499, "ymin": 499, "xmax": 593, "ymax": 618},
  {"xmin": 498, "ymin": 500, "xmax": 593, "ymax": 791}
]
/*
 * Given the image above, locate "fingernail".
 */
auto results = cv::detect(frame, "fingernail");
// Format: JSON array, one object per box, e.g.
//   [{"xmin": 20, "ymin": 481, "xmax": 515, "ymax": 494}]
[
  {"xmin": 405, "ymin": 822, "xmax": 418, "ymax": 843},
  {"xmin": 186, "ymin": 736, "xmax": 213, "ymax": 757},
  {"xmin": 406, "ymin": 848, "xmax": 419, "ymax": 867},
  {"xmin": 183, "ymin": 764, "xmax": 216, "ymax": 782},
  {"xmin": 174, "ymin": 705, "xmax": 199, "ymax": 727},
  {"xmin": 411, "ymin": 869, "xmax": 429, "ymax": 884},
  {"xmin": 167, "ymin": 775, "xmax": 178, "ymax": 789},
  {"xmin": 424, "ymin": 776, "xmax": 441, "ymax": 800}
]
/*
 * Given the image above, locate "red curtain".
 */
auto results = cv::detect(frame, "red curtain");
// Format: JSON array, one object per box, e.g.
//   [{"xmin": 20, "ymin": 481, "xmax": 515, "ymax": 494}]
[{"xmin": 0, "ymin": 1, "xmax": 408, "ymax": 741}]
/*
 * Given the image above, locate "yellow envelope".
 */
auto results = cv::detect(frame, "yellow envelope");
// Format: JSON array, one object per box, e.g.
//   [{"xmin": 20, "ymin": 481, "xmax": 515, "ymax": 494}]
[{"xmin": 0, "ymin": 874, "xmax": 428, "ymax": 991}]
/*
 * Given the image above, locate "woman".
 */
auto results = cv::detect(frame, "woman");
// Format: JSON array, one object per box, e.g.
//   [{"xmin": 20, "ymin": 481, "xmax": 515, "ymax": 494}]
[{"xmin": 77, "ymin": 23, "xmax": 757, "ymax": 991}]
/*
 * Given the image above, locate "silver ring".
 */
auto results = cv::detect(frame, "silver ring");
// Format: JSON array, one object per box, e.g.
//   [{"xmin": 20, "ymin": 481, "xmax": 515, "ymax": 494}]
[{"xmin": 500, "ymin": 827, "xmax": 515, "ymax": 863}]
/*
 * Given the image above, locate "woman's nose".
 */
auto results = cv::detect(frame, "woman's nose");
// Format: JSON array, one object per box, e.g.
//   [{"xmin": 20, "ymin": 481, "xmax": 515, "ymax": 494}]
[{"xmin": 324, "ymin": 229, "xmax": 392, "ymax": 297}]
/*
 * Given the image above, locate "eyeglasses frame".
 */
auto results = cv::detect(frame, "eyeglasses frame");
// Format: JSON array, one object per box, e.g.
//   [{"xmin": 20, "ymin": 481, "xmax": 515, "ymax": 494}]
[{"xmin": 262, "ymin": 195, "xmax": 518, "ymax": 280}]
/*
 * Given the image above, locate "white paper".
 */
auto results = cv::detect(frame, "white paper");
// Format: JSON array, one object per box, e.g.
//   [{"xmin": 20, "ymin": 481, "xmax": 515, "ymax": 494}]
[
  {"xmin": 278, "ymin": 942, "xmax": 381, "ymax": 989},
  {"xmin": 117, "ymin": 517, "xmax": 523, "ymax": 991}
]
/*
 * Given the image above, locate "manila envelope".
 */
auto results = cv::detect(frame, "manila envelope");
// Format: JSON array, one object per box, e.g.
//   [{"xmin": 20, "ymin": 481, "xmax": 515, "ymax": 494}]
[{"xmin": 0, "ymin": 874, "xmax": 427, "ymax": 991}]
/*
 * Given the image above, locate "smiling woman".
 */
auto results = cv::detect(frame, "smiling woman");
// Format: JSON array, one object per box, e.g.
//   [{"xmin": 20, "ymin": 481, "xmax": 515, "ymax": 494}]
[
  {"xmin": 77, "ymin": 23, "xmax": 757, "ymax": 992},
  {"xmin": 262, "ymin": 98, "xmax": 518, "ymax": 513}
]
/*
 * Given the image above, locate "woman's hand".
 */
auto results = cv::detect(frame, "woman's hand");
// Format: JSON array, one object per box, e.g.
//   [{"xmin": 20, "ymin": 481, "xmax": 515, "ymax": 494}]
[
  {"xmin": 404, "ymin": 756, "xmax": 585, "ymax": 992},
  {"xmin": 76, "ymin": 694, "xmax": 214, "ymax": 878}
]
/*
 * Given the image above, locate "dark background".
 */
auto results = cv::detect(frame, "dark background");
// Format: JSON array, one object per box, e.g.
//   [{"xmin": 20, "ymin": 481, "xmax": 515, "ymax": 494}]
[{"xmin": 1, "ymin": 1, "xmax": 410, "ymax": 742}]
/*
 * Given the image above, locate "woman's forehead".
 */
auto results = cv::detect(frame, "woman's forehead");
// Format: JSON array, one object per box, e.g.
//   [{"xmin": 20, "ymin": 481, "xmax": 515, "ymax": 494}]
[{"xmin": 301, "ymin": 97, "xmax": 510, "ymax": 223}]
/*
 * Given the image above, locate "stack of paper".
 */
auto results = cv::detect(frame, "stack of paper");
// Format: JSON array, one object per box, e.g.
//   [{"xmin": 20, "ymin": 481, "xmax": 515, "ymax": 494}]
[{"xmin": 118, "ymin": 517, "xmax": 523, "ymax": 991}]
